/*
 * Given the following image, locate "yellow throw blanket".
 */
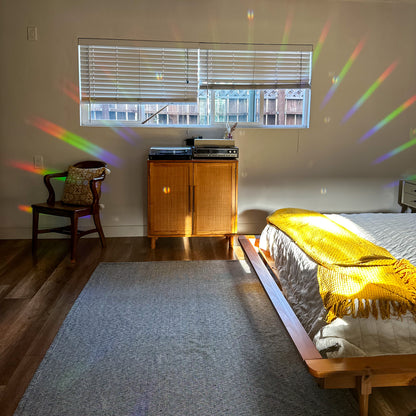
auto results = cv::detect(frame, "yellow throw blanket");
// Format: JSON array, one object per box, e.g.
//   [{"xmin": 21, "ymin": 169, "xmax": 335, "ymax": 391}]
[{"xmin": 267, "ymin": 208, "xmax": 416, "ymax": 322}]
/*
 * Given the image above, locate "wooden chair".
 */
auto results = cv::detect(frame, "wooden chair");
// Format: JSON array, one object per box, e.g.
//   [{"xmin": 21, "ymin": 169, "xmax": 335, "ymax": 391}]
[{"xmin": 32, "ymin": 160, "xmax": 108, "ymax": 262}]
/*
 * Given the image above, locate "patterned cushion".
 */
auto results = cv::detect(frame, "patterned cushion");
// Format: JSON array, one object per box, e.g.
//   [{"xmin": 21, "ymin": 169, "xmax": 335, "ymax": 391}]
[{"xmin": 62, "ymin": 166, "xmax": 106, "ymax": 206}]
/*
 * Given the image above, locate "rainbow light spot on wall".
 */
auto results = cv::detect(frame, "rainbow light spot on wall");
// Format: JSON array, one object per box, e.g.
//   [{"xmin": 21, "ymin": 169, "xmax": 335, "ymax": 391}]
[
  {"xmin": 342, "ymin": 61, "xmax": 398, "ymax": 123},
  {"xmin": 358, "ymin": 95, "xmax": 416, "ymax": 142},
  {"xmin": 9, "ymin": 160, "xmax": 63, "ymax": 178},
  {"xmin": 98, "ymin": 120, "xmax": 139, "ymax": 145},
  {"xmin": 111, "ymin": 126, "xmax": 137, "ymax": 144},
  {"xmin": 246, "ymin": 11, "xmax": 254, "ymax": 44},
  {"xmin": 386, "ymin": 174, "xmax": 416, "ymax": 188},
  {"xmin": 280, "ymin": 7, "xmax": 294, "ymax": 49},
  {"xmin": 60, "ymin": 80, "xmax": 140, "ymax": 145},
  {"xmin": 320, "ymin": 38, "xmax": 366, "ymax": 109},
  {"xmin": 373, "ymin": 128, "xmax": 416, "ymax": 164},
  {"xmin": 312, "ymin": 19, "xmax": 331, "ymax": 69},
  {"xmin": 60, "ymin": 80, "xmax": 80, "ymax": 104},
  {"xmin": 18, "ymin": 205, "xmax": 32, "ymax": 213},
  {"xmin": 27, "ymin": 117, "xmax": 122, "ymax": 166}
]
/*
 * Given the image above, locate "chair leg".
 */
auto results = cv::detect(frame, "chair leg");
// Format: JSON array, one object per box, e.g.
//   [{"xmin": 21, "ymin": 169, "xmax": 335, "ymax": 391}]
[
  {"xmin": 70, "ymin": 214, "xmax": 78, "ymax": 263},
  {"xmin": 93, "ymin": 212, "xmax": 106, "ymax": 248},
  {"xmin": 32, "ymin": 208, "xmax": 39, "ymax": 261}
]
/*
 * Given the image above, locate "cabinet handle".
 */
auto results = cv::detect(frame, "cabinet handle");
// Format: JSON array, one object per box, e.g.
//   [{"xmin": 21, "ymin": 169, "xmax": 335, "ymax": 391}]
[
  {"xmin": 189, "ymin": 185, "xmax": 192, "ymax": 213},
  {"xmin": 193, "ymin": 185, "xmax": 196, "ymax": 213}
]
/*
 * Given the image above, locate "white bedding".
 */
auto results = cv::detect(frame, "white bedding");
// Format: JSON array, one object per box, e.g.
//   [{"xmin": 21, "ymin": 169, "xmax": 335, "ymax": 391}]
[{"xmin": 259, "ymin": 212, "xmax": 416, "ymax": 358}]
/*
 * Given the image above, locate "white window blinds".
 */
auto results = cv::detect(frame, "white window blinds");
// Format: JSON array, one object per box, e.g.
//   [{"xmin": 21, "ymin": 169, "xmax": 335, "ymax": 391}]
[
  {"xmin": 199, "ymin": 48, "xmax": 312, "ymax": 90},
  {"xmin": 78, "ymin": 40, "xmax": 312, "ymax": 104},
  {"xmin": 78, "ymin": 43, "xmax": 199, "ymax": 103}
]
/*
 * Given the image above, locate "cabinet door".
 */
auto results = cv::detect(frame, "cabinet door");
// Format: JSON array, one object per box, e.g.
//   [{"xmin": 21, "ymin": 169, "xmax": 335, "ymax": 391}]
[
  {"xmin": 193, "ymin": 162, "xmax": 237, "ymax": 235},
  {"xmin": 148, "ymin": 162, "xmax": 193, "ymax": 235}
]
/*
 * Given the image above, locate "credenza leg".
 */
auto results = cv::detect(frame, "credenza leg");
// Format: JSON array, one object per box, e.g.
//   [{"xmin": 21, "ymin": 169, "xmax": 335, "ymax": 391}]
[{"xmin": 150, "ymin": 237, "xmax": 158, "ymax": 249}]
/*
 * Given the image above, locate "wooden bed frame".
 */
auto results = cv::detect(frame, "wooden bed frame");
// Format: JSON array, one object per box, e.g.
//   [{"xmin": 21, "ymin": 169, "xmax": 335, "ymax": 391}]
[{"xmin": 238, "ymin": 235, "xmax": 416, "ymax": 416}]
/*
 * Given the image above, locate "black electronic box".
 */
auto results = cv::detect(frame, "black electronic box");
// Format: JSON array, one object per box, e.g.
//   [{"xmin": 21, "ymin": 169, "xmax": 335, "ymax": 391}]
[
  {"xmin": 149, "ymin": 147, "xmax": 193, "ymax": 160},
  {"xmin": 192, "ymin": 147, "xmax": 239, "ymax": 159}
]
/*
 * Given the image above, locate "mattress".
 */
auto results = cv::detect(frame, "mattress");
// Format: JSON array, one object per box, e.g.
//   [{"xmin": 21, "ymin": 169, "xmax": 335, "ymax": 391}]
[{"xmin": 259, "ymin": 212, "xmax": 416, "ymax": 358}]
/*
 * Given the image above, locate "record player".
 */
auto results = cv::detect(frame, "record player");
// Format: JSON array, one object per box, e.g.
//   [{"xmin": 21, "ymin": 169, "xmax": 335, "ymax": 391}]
[
  {"xmin": 148, "ymin": 145, "xmax": 238, "ymax": 160},
  {"xmin": 148, "ymin": 147, "xmax": 193, "ymax": 160}
]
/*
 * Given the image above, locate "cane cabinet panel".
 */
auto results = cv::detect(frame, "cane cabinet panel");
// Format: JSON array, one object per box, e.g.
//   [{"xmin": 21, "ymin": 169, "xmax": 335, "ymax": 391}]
[{"xmin": 148, "ymin": 160, "xmax": 238, "ymax": 248}]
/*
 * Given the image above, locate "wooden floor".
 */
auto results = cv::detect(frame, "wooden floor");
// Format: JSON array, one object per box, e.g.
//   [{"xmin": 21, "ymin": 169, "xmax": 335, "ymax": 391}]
[{"xmin": 0, "ymin": 237, "xmax": 415, "ymax": 416}]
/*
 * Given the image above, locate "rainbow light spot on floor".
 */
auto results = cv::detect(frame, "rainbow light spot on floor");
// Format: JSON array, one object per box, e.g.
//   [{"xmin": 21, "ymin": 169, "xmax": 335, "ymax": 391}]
[
  {"xmin": 321, "ymin": 38, "xmax": 366, "ymax": 109},
  {"xmin": 342, "ymin": 61, "xmax": 398, "ymax": 123},
  {"xmin": 358, "ymin": 95, "xmax": 416, "ymax": 142}
]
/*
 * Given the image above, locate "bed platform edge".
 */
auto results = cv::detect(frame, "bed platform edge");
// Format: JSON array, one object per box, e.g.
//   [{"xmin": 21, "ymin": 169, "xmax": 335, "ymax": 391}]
[{"xmin": 238, "ymin": 235, "xmax": 416, "ymax": 416}]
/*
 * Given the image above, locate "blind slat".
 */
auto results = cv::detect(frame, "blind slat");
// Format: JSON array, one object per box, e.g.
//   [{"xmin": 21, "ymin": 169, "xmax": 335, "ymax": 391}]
[
  {"xmin": 79, "ymin": 45, "xmax": 199, "ymax": 103},
  {"xmin": 199, "ymin": 49, "xmax": 312, "ymax": 90},
  {"xmin": 79, "ymin": 42, "xmax": 312, "ymax": 103}
]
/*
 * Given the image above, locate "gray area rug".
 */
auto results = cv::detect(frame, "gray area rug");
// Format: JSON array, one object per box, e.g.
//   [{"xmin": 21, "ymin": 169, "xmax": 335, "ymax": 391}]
[{"xmin": 14, "ymin": 260, "xmax": 358, "ymax": 415}]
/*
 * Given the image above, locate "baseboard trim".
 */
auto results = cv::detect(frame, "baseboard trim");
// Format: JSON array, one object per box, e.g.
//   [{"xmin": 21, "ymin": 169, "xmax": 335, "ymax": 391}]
[
  {"xmin": 0, "ymin": 225, "xmax": 148, "ymax": 239},
  {"xmin": 0, "ymin": 223, "xmax": 264, "ymax": 240}
]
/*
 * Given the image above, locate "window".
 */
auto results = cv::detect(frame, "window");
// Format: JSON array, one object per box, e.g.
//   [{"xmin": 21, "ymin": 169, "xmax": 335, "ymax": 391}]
[{"xmin": 79, "ymin": 40, "xmax": 312, "ymax": 128}]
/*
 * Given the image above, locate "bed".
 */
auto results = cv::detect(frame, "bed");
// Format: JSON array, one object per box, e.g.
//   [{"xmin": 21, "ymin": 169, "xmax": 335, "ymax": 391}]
[{"xmin": 239, "ymin": 210, "xmax": 416, "ymax": 416}]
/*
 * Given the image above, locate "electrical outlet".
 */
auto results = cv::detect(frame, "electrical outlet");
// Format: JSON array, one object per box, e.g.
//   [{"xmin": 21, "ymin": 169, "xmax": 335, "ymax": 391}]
[
  {"xmin": 27, "ymin": 26, "xmax": 38, "ymax": 41},
  {"xmin": 33, "ymin": 155, "xmax": 44, "ymax": 170}
]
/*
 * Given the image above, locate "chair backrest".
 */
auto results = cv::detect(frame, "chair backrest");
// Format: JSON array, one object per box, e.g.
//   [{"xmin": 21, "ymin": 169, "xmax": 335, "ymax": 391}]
[
  {"xmin": 73, "ymin": 160, "xmax": 107, "ymax": 169},
  {"xmin": 61, "ymin": 161, "xmax": 108, "ymax": 206}
]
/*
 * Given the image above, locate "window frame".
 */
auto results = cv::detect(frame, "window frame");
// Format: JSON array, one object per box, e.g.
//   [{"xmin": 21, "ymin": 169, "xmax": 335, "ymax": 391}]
[{"xmin": 78, "ymin": 39, "xmax": 312, "ymax": 129}]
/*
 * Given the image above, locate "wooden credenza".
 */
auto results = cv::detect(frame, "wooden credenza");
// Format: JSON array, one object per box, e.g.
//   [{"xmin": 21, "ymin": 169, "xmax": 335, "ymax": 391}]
[{"xmin": 147, "ymin": 159, "xmax": 238, "ymax": 249}]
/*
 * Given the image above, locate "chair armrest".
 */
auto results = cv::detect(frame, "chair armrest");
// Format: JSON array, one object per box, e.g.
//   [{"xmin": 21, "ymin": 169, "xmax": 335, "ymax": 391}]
[
  {"xmin": 89, "ymin": 174, "xmax": 106, "ymax": 207},
  {"xmin": 44, "ymin": 171, "xmax": 68, "ymax": 205}
]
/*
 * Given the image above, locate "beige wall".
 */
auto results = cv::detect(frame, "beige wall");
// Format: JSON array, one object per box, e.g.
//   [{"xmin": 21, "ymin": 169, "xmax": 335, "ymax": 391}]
[{"xmin": 1, "ymin": 0, "xmax": 415, "ymax": 238}]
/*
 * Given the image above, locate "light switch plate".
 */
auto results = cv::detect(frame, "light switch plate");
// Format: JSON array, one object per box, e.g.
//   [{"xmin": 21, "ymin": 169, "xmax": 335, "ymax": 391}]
[
  {"xmin": 33, "ymin": 155, "xmax": 44, "ymax": 169},
  {"xmin": 27, "ymin": 26, "xmax": 38, "ymax": 41}
]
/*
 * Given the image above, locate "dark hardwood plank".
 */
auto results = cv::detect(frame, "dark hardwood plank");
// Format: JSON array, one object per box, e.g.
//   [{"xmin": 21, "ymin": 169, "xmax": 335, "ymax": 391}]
[
  {"xmin": 0, "ymin": 286, "xmax": 10, "ymax": 299},
  {"xmin": 0, "ymin": 236, "xmax": 415, "ymax": 416},
  {"xmin": 368, "ymin": 389, "xmax": 397, "ymax": 416},
  {"xmin": 0, "ymin": 385, "xmax": 5, "ymax": 403},
  {"xmin": 0, "ymin": 240, "xmax": 28, "ymax": 277},
  {"xmin": 0, "ymin": 299, "xmax": 31, "ymax": 334},
  {"xmin": 0, "ymin": 236, "xmax": 239, "ymax": 416},
  {"xmin": 0, "ymin": 354, "xmax": 44, "ymax": 416}
]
